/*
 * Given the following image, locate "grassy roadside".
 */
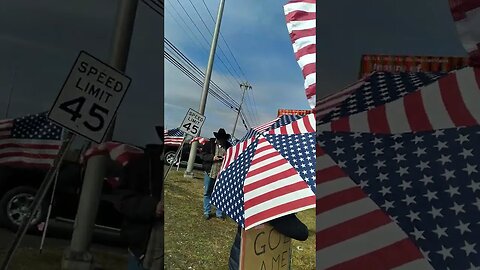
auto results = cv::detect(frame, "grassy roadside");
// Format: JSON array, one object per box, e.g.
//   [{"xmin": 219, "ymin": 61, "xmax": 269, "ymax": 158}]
[
  {"xmin": 0, "ymin": 247, "xmax": 127, "ymax": 270},
  {"xmin": 164, "ymin": 169, "xmax": 315, "ymax": 269}
]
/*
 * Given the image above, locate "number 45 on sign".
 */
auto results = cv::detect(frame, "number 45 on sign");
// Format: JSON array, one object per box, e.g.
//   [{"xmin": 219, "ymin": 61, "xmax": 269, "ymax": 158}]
[
  {"xmin": 48, "ymin": 51, "xmax": 131, "ymax": 143},
  {"xmin": 180, "ymin": 108, "xmax": 205, "ymax": 137}
]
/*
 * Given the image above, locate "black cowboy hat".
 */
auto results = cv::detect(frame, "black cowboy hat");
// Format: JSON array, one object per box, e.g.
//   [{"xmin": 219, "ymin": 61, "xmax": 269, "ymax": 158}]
[{"xmin": 213, "ymin": 128, "xmax": 231, "ymax": 140}]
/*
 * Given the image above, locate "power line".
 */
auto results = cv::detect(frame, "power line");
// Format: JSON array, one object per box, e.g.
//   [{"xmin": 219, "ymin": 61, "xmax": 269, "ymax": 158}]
[
  {"xmin": 165, "ymin": 38, "xmax": 241, "ymax": 110},
  {"xmin": 201, "ymin": 0, "xmax": 247, "ymax": 80},
  {"xmin": 171, "ymin": 0, "xmax": 241, "ymax": 89},
  {"xmin": 199, "ymin": 0, "xmax": 258, "ymax": 125},
  {"xmin": 165, "ymin": 51, "xmax": 239, "ymax": 112},
  {"xmin": 249, "ymin": 89, "xmax": 260, "ymax": 125},
  {"xmin": 164, "ymin": 40, "xmax": 249, "ymax": 120},
  {"xmin": 141, "ymin": 0, "xmax": 164, "ymax": 17},
  {"xmin": 163, "ymin": 1, "xmax": 257, "ymax": 124},
  {"xmin": 189, "ymin": 0, "xmax": 242, "ymax": 84},
  {"xmin": 165, "ymin": 0, "xmax": 209, "ymax": 53}
]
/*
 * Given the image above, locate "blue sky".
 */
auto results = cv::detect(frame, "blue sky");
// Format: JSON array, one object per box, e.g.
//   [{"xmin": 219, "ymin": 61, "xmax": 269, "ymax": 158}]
[{"xmin": 164, "ymin": 0, "xmax": 310, "ymax": 140}]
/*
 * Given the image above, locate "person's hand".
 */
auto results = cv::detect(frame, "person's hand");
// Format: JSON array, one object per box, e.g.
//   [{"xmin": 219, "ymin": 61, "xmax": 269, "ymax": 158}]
[
  {"xmin": 156, "ymin": 200, "xmax": 164, "ymax": 218},
  {"xmin": 213, "ymin": 156, "xmax": 223, "ymax": 161}
]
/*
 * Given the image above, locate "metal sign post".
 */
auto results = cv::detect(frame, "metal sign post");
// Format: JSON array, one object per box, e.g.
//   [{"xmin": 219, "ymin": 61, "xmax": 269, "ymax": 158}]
[
  {"xmin": 164, "ymin": 135, "xmax": 187, "ymax": 181},
  {"xmin": 0, "ymin": 131, "xmax": 76, "ymax": 270},
  {"xmin": 176, "ymin": 138, "xmax": 185, "ymax": 171},
  {"xmin": 39, "ymin": 168, "xmax": 60, "ymax": 253}
]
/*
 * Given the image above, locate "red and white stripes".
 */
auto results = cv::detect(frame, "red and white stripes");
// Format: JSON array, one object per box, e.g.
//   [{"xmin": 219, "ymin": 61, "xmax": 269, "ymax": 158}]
[
  {"xmin": 244, "ymin": 136, "xmax": 315, "ymax": 229},
  {"xmin": 268, "ymin": 113, "xmax": 315, "ymax": 135},
  {"xmin": 0, "ymin": 119, "xmax": 61, "ymax": 168},
  {"xmin": 220, "ymin": 137, "xmax": 256, "ymax": 173},
  {"xmin": 252, "ymin": 118, "xmax": 279, "ymax": 133},
  {"xmin": 83, "ymin": 142, "xmax": 144, "ymax": 166},
  {"xmin": 315, "ymin": 78, "xmax": 367, "ymax": 122},
  {"xmin": 316, "ymin": 146, "xmax": 431, "ymax": 269},
  {"xmin": 449, "ymin": 0, "xmax": 480, "ymax": 65},
  {"xmin": 318, "ymin": 67, "xmax": 480, "ymax": 134},
  {"xmin": 0, "ymin": 119, "xmax": 13, "ymax": 139},
  {"xmin": 284, "ymin": 0, "xmax": 316, "ymax": 108}
]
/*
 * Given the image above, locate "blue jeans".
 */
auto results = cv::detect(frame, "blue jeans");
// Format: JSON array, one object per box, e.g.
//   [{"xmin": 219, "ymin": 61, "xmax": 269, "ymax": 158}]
[
  {"xmin": 128, "ymin": 253, "xmax": 147, "ymax": 270},
  {"xmin": 204, "ymin": 173, "xmax": 223, "ymax": 217}
]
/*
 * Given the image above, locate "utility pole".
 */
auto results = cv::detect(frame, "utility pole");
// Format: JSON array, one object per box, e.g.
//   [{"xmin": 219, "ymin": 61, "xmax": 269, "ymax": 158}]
[
  {"xmin": 62, "ymin": 0, "xmax": 139, "ymax": 269},
  {"xmin": 232, "ymin": 82, "xmax": 251, "ymax": 137},
  {"xmin": 184, "ymin": 0, "xmax": 226, "ymax": 178}
]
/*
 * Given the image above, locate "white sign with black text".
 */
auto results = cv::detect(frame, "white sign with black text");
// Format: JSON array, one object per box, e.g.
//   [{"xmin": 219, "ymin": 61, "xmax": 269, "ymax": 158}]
[
  {"xmin": 179, "ymin": 108, "xmax": 205, "ymax": 137},
  {"xmin": 48, "ymin": 51, "xmax": 131, "ymax": 143}
]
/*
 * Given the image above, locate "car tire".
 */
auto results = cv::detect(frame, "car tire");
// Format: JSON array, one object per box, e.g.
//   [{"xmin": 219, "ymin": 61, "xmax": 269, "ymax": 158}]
[
  {"xmin": 164, "ymin": 150, "xmax": 178, "ymax": 166},
  {"xmin": 0, "ymin": 186, "xmax": 47, "ymax": 233}
]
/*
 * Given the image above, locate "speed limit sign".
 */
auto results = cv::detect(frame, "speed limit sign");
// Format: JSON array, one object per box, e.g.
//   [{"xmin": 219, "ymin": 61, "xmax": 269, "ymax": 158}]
[
  {"xmin": 179, "ymin": 108, "xmax": 206, "ymax": 137},
  {"xmin": 48, "ymin": 51, "xmax": 131, "ymax": 143}
]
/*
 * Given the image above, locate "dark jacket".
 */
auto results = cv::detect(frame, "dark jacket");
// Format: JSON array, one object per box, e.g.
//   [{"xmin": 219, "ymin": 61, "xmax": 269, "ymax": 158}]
[
  {"xmin": 201, "ymin": 138, "xmax": 232, "ymax": 174},
  {"xmin": 113, "ymin": 144, "xmax": 163, "ymax": 259},
  {"xmin": 228, "ymin": 214, "xmax": 308, "ymax": 270}
]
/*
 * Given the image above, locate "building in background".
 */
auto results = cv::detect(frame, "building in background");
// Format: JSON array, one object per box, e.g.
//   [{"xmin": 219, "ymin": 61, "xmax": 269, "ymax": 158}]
[
  {"xmin": 277, "ymin": 109, "xmax": 312, "ymax": 117},
  {"xmin": 358, "ymin": 54, "xmax": 469, "ymax": 78}
]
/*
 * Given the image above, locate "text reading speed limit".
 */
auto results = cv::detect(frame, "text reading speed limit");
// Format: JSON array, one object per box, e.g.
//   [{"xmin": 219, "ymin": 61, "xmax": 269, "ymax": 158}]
[
  {"xmin": 180, "ymin": 108, "xmax": 205, "ymax": 137},
  {"xmin": 48, "ymin": 51, "xmax": 131, "ymax": 143}
]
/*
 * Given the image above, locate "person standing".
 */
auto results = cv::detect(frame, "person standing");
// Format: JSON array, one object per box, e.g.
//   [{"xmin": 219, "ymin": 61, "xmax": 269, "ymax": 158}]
[
  {"xmin": 201, "ymin": 128, "xmax": 232, "ymax": 220},
  {"xmin": 113, "ymin": 144, "xmax": 164, "ymax": 270}
]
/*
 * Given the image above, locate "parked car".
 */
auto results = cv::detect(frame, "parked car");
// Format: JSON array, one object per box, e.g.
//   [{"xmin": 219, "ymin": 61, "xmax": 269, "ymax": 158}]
[
  {"xmin": 0, "ymin": 149, "xmax": 123, "ymax": 233},
  {"xmin": 163, "ymin": 142, "xmax": 204, "ymax": 167}
]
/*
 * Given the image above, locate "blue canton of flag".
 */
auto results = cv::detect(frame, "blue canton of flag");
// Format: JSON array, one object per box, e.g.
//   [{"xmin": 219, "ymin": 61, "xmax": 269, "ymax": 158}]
[
  {"xmin": 166, "ymin": 128, "xmax": 184, "ymax": 136},
  {"xmin": 271, "ymin": 114, "xmax": 304, "ymax": 129},
  {"xmin": 318, "ymin": 126, "xmax": 480, "ymax": 270},
  {"xmin": 13, "ymin": 113, "xmax": 63, "ymax": 140},
  {"xmin": 319, "ymin": 72, "xmax": 447, "ymax": 125},
  {"xmin": 211, "ymin": 141, "xmax": 258, "ymax": 228},
  {"xmin": 266, "ymin": 133, "xmax": 316, "ymax": 193}
]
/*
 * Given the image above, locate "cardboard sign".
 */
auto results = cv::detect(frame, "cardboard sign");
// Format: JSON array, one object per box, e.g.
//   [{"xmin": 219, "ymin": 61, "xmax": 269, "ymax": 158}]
[
  {"xmin": 48, "ymin": 51, "xmax": 131, "ymax": 143},
  {"xmin": 239, "ymin": 224, "xmax": 292, "ymax": 270},
  {"xmin": 179, "ymin": 108, "xmax": 205, "ymax": 137}
]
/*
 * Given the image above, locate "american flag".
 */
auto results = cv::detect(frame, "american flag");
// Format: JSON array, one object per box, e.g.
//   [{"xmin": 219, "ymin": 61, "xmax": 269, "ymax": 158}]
[
  {"xmin": 82, "ymin": 141, "xmax": 144, "ymax": 167},
  {"xmin": 164, "ymin": 128, "xmax": 185, "ymax": 146},
  {"xmin": 212, "ymin": 114, "xmax": 316, "ymax": 230},
  {"xmin": 284, "ymin": 0, "xmax": 316, "ymax": 108},
  {"xmin": 164, "ymin": 128, "xmax": 208, "ymax": 146},
  {"xmin": 0, "ymin": 112, "xmax": 63, "ymax": 169},
  {"xmin": 227, "ymin": 114, "xmax": 306, "ymax": 170},
  {"xmin": 239, "ymin": 115, "xmax": 304, "ymax": 143},
  {"xmin": 189, "ymin": 136, "xmax": 208, "ymax": 145},
  {"xmin": 448, "ymin": 0, "xmax": 480, "ymax": 66},
  {"xmin": 316, "ymin": 67, "xmax": 480, "ymax": 269}
]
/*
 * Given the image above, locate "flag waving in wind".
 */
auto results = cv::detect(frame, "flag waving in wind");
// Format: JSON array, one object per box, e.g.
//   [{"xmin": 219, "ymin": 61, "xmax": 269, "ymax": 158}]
[
  {"xmin": 0, "ymin": 112, "xmax": 63, "ymax": 169},
  {"xmin": 284, "ymin": 0, "xmax": 316, "ymax": 108}
]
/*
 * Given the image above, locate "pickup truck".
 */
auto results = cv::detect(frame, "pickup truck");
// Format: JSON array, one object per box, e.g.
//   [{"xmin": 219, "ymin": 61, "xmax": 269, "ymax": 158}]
[{"xmin": 0, "ymin": 148, "xmax": 123, "ymax": 233}]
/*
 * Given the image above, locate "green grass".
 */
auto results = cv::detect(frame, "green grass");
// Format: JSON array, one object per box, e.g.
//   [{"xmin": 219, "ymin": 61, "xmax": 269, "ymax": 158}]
[
  {"xmin": 164, "ymin": 170, "xmax": 315, "ymax": 270},
  {"xmin": 0, "ymin": 247, "xmax": 127, "ymax": 270}
]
